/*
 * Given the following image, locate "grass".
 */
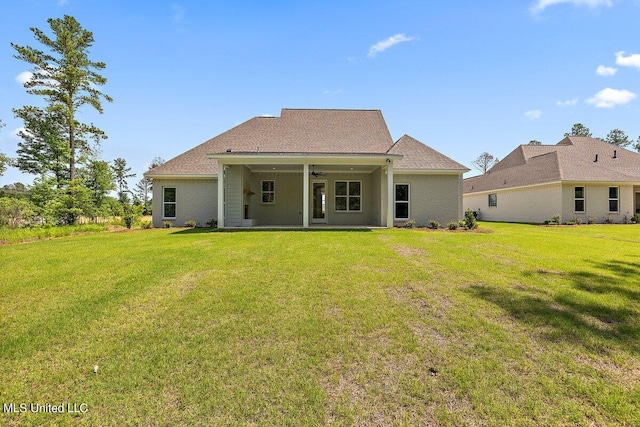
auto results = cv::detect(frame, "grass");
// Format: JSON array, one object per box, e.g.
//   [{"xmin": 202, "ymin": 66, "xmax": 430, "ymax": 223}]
[
  {"xmin": 0, "ymin": 224, "xmax": 108, "ymax": 245},
  {"xmin": 0, "ymin": 223, "xmax": 639, "ymax": 426}
]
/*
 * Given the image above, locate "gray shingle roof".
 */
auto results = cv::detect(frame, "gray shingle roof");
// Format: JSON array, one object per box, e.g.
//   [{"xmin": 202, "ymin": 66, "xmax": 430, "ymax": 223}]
[
  {"xmin": 464, "ymin": 136, "xmax": 640, "ymax": 193},
  {"xmin": 147, "ymin": 109, "xmax": 466, "ymax": 177}
]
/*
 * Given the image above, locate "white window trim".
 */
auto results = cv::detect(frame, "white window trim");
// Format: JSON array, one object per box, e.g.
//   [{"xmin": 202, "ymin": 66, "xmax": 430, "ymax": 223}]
[
  {"xmin": 394, "ymin": 183, "xmax": 410, "ymax": 220},
  {"xmin": 261, "ymin": 180, "xmax": 275, "ymax": 205},
  {"xmin": 574, "ymin": 186, "xmax": 585, "ymax": 213},
  {"xmin": 162, "ymin": 187, "xmax": 177, "ymax": 219},
  {"xmin": 608, "ymin": 186, "xmax": 619, "ymax": 213},
  {"xmin": 334, "ymin": 180, "xmax": 362, "ymax": 213},
  {"xmin": 488, "ymin": 193, "xmax": 497, "ymax": 207}
]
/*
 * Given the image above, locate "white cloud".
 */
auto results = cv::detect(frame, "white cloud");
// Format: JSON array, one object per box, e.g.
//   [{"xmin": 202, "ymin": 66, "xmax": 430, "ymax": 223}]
[
  {"xmin": 531, "ymin": 0, "xmax": 612, "ymax": 13},
  {"xmin": 586, "ymin": 88, "xmax": 636, "ymax": 108},
  {"xmin": 10, "ymin": 127, "xmax": 28, "ymax": 140},
  {"xmin": 557, "ymin": 98, "xmax": 579, "ymax": 107},
  {"xmin": 596, "ymin": 65, "xmax": 617, "ymax": 76},
  {"xmin": 15, "ymin": 71, "xmax": 33, "ymax": 85},
  {"xmin": 524, "ymin": 110, "xmax": 543, "ymax": 120},
  {"xmin": 367, "ymin": 34, "xmax": 415, "ymax": 58},
  {"xmin": 171, "ymin": 4, "xmax": 186, "ymax": 23},
  {"xmin": 615, "ymin": 51, "xmax": 640, "ymax": 69}
]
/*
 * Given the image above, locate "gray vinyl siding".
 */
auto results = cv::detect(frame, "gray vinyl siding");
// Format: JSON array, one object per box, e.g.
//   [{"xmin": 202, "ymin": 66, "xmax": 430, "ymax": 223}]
[
  {"xmin": 395, "ymin": 174, "xmax": 463, "ymax": 227},
  {"xmin": 151, "ymin": 178, "xmax": 217, "ymax": 228}
]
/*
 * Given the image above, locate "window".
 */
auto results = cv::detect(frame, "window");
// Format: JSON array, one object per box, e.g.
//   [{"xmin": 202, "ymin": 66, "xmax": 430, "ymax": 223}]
[
  {"xmin": 488, "ymin": 193, "xmax": 497, "ymax": 207},
  {"xmin": 163, "ymin": 187, "xmax": 176, "ymax": 218},
  {"xmin": 395, "ymin": 184, "xmax": 410, "ymax": 220},
  {"xmin": 261, "ymin": 180, "xmax": 275, "ymax": 204},
  {"xmin": 335, "ymin": 180, "xmax": 361, "ymax": 212},
  {"xmin": 609, "ymin": 187, "xmax": 619, "ymax": 212},
  {"xmin": 574, "ymin": 187, "xmax": 585, "ymax": 212}
]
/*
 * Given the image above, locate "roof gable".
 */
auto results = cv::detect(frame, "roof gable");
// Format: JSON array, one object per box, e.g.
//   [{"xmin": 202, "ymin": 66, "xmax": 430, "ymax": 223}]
[{"xmin": 389, "ymin": 135, "xmax": 468, "ymax": 171}]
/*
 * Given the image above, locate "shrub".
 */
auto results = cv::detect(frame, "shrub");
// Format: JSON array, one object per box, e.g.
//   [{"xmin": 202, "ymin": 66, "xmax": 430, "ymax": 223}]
[
  {"xmin": 604, "ymin": 215, "xmax": 614, "ymax": 224},
  {"xmin": 574, "ymin": 217, "xmax": 583, "ymax": 225},
  {"xmin": 622, "ymin": 214, "xmax": 632, "ymax": 224},
  {"xmin": 565, "ymin": 221, "xmax": 575, "ymax": 226},
  {"xmin": 185, "ymin": 220, "xmax": 196, "ymax": 228},
  {"xmin": 447, "ymin": 221, "xmax": 458, "ymax": 230},
  {"xmin": 464, "ymin": 208, "xmax": 477, "ymax": 230},
  {"xmin": 547, "ymin": 214, "xmax": 561, "ymax": 225},
  {"xmin": 0, "ymin": 197, "xmax": 37, "ymax": 228},
  {"xmin": 206, "ymin": 219, "xmax": 218, "ymax": 228},
  {"xmin": 140, "ymin": 220, "xmax": 152, "ymax": 229},
  {"xmin": 587, "ymin": 216, "xmax": 595, "ymax": 224},
  {"xmin": 163, "ymin": 221, "xmax": 173, "ymax": 228},
  {"xmin": 428, "ymin": 220, "xmax": 440, "ymax": 229},
  {"xmin": 404, "ymin": 219, "xmax": 416, "ymax": 229},
  {"xmin": 634, "ymin": 213, "xmax": 640, "ymax": 224}
]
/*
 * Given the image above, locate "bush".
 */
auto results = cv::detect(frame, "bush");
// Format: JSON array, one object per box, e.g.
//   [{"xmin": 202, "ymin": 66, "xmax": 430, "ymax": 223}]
[
  {"xmin": 185, "ymin": 220, "xmax": 196, "ymax": 228},
  {"xmin": 206, "ymin": 219, "xmax": 217, "ymax": 228},
  {"xmin": 428, "ymin": 220, "xmax": 440, "ymax": 229},
  {"xmin": 547, "ymin": 214, "xmax": 561, "ymax": 225},
  {"xmin": 587, "ymin": 216, "xmax": 595, "ymax": 224},
  {"xmin": 464, "ymin": 208, "xmax": 477, "ymax": 230},
  {"xmin": 574, "ymin": 217, "xmax": 583, "ymax": 225},
  {"xmin": 634, "ymin": 213, "xmax": 640, "ymax": 224},
  {"xmin": 0, "ymin": 197, "xmax": 37, "ymax": 228},
  {"xmin": 622, "ymin": 214, "xmax": 632, "ymax": 224},
  {"xmin": 447, "ymin": 221, "xmax": 458, "ymax": 230},
  {"xmin": 404, "ymin": 219, "xmax": 416, "ymax": 229},
  {"xmin": 163, "ymin": 221, "xmax": 173, "ymax": 228},
  {"xmin": 140, "ymin": 220, "xmax": 152, "ymax": 229}
]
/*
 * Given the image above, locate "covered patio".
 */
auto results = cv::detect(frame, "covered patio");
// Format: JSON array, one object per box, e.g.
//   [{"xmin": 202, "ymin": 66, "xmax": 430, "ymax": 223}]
[{"xmin": 211, "ymin": 154, "xmax": 402, "ymax": 229}]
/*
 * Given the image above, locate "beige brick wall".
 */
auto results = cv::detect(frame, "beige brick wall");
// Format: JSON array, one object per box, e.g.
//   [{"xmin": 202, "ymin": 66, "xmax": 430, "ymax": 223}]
[
  {"xmin": 561, "ymin": 183, "xmax": 636, "ymax": 223},
  {"xmin": 463, "ymin": 183, "xmax": 562, "ymax": 223},
  {"xmin": 151, "ymin": 178, "xmax": 217, "ymax": 228}
]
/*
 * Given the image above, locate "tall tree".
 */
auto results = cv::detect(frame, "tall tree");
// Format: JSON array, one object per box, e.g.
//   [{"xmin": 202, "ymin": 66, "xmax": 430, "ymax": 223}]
[
  {"xmin": 635, "ymin": 136, "xmax": 640, "ymax": 153},
  {"xmin": 80, "ymin": 159, "xmax": 115, "ymax": 210},
  {"xmin": 13, "ymin": 106, "xmax": 69, "ymax": 185},
  {"xmin": 604, "ymin": 128, "xmax": 631, "ymax": 148},
  {"xmin": 472, "ymin": 152, "xmax": 498, "ymax": 174},
  {"xmin": 564, "ymin": 123, "xmax": 592, "ymax": 137},
  {"xmin": 134, "ymin": 177, "xmax": 152, "ymax": 214},
  {"xmin": 12, "ymin": 15, "xmax": 112, "ymax": 181},
  {"xmin": 112, "ymin": 157, "xmax": 135, "ymax": 202},
  {"xmin": 528, "ymin": 140, "xmax": 542, "ymax": 145}
]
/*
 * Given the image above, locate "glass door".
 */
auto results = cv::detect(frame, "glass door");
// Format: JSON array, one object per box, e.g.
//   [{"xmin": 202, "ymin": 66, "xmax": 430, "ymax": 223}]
[{"xmin": 312, "ymin": 181, "xmax": 327, "ymax": 223}]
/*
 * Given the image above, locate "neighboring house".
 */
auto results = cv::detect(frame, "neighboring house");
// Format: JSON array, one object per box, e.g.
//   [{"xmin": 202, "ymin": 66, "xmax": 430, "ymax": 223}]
[
  {"xmin": 463, "ymin": 136, "xmax": 640, "ymax": 224},
  {"xmin": 145, "ymin": 108, "xmax": 468, "ymax": 228}
]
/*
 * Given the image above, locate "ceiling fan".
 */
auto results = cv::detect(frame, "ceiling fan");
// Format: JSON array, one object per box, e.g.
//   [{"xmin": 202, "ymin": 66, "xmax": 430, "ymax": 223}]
[{"xmin": 310, "ymin": 165, "xmax": 327, "ymax": 177}]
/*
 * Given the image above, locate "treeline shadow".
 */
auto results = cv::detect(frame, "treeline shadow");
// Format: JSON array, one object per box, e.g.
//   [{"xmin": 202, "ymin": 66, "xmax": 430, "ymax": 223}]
[{"xmin": 467, "ymin": 258, "xmax": 640, "ymax": 354}]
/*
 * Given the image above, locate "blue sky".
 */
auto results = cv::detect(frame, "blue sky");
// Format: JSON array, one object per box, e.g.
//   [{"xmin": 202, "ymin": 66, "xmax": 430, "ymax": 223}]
[{"xmin": 1, "ymin": 0, "xmax": 640, "ymax": 186}]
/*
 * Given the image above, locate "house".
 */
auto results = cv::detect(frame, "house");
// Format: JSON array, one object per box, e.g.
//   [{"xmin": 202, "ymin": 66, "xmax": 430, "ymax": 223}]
[
  {"xmin": 145, "ymin": 108, "xmax": 468, "ymax": 228},
  {"xmin": 463, "ymin": 136, "xmax": 640, "ymax": 224}
]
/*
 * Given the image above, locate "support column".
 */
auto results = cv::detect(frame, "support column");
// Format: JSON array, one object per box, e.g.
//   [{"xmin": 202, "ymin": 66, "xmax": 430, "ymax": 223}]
[
  {"xmin": 217, "ymin": 163, "xmax": 225, "ymax": 228},
  {"xmin": 303, "ymin": 163, "xmax": 309, "ymax": 228},
  {"xmin": 386, "ymin": 164, "xmax": 394, "ymax": 228}
]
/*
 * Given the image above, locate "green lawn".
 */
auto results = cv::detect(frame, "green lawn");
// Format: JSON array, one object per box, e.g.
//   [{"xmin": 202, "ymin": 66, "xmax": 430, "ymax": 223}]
[{"xmin": 1, "ymin": 223, "xmax": 639, "ymax": 426}]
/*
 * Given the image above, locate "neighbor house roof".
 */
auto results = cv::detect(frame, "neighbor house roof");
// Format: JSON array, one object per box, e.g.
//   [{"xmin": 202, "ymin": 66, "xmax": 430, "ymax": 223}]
[
  {"xmin": 464, "ymin": 136, "xmax": 640, "ymax": 194},
  {"xmin": 147, "ymin": 109, "xmax": 465, "ymax": 177}
]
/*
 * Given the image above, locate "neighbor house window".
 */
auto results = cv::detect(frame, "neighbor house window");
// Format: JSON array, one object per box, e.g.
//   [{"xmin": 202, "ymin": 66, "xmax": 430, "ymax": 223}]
[
  {"xmin": 261, "ymin": 180, "xmax": 275, "ymax": 204},
  {"xmin": 163, "ymin": 187, "xmax": 176, "ymax": 218},
  {"xmin": 335, "ymin": 181, "xmax": 361, "ymax": 212},
  {"xmin": 488, "ymin": 193, "xmax": 497, "ymax": 207},
  {"xmin": 574, "ymin": 187, "xmax": 585, "ymax": 212},
  {"xmin": 395, "ymin": 184, "xmax": 410, "ymax": 220},
  {"xmin": 609, "ymin": 187, "xmax": 619, "ymax": 212}
]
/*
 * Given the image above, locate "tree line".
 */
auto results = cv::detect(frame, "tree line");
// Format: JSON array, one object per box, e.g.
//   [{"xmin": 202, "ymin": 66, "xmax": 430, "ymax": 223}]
[
  {"xmin": 472, "ymin": 123, "xmax": 640, "ymax": 173},
  {"xmin": 0, "ymin": 15, "xmax": 161, "ymax": 228}
]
